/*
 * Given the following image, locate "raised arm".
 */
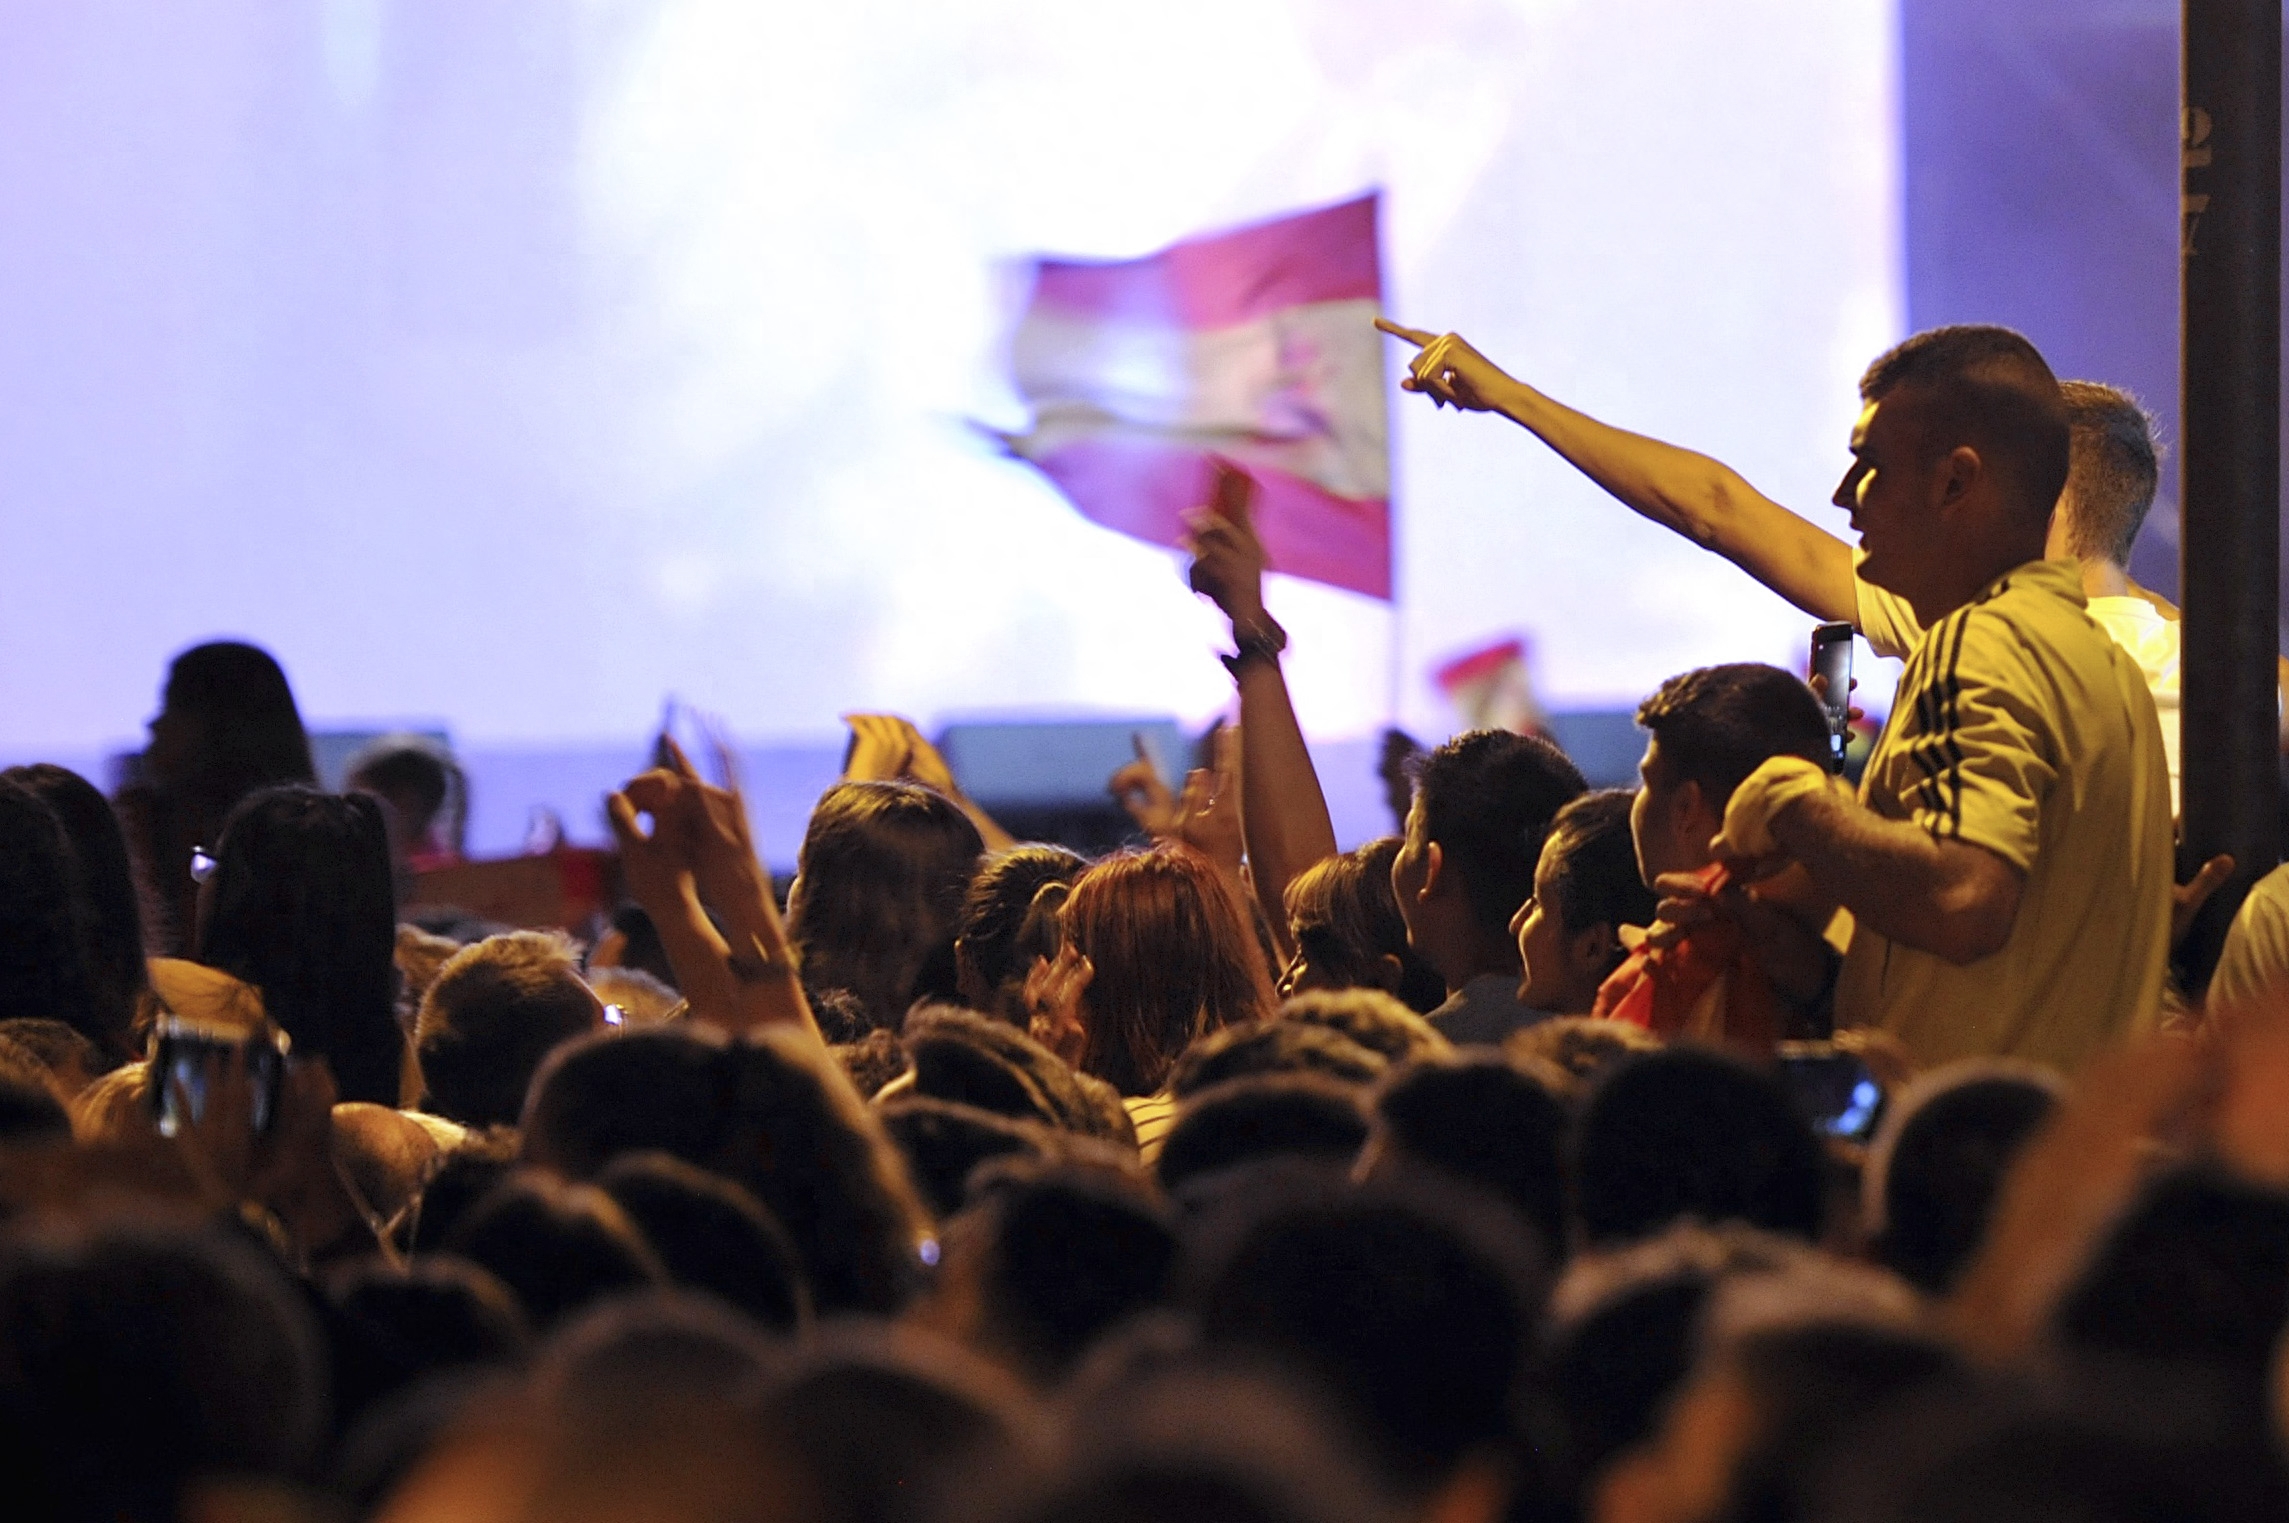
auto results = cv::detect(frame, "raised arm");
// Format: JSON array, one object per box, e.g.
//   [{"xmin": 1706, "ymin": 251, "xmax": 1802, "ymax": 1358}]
[
  {"xmin": 1185, "ymin": 464, "xmax": 1340, "ymax": 959},
  {"xmin": 1377, "ymin": 319, "xmax": 1858, "ymax": 624}
]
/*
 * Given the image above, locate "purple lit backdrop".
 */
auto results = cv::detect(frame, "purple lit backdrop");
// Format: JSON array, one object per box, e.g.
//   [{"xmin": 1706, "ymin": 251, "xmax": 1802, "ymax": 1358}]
[{"xmin": 2, "ymin": 2, "xmax": 1899, "ymax": 857}]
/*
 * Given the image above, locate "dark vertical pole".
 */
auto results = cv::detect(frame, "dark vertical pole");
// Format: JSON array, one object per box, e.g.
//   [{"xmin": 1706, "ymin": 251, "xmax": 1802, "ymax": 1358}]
[{"xmin": 2180, "ymin": 0, "xmax": 2282, "ymax": 980}]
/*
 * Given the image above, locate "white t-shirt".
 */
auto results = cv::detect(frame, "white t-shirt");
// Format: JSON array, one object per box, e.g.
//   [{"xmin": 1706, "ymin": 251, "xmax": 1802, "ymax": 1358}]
[{"xmin": 1856, "ymin": 554, "xmax": 2182, "ymax": 815}]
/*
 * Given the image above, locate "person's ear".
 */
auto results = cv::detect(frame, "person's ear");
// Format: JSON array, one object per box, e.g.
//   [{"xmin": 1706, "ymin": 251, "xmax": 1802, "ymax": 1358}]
[
  {"xmin": 1372, "ymin": 952, "xmax": 1406, "ymax": 993},
  {"xmin": 1420, "ymin": 840, "xmax": 1445, "ymax": 900},
  {"xmin": 1939, "ymin": 444, "xmax": 1982, "ymax": 509}
]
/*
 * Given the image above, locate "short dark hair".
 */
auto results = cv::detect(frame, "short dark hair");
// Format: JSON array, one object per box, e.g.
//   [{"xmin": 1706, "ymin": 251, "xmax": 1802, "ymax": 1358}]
[
  {"xmin": 522, "ymin": 1025, "xmax": 935, "ymax": 1315},
  {"xmin": 1277, "ymin": 987, "xmax": 1451, "ymax": 1064},
  {"xmin": 2055, "ymin": 1163, "xmax": 2289, "ymax": 1392},
  {"xmin": 1165, "ymin": 1019, "xmax": 1387, "ymax": 1100},
  {"xmin": 1190, "ymin": 1182, "xmax": 1546, "ymax": 1493},
  {"xmin": 0, "ymin": 1221, "xmax": 327, "ymax": 1520},
  {"xmin": 445, "ymin": 1173, "xmax": 667, "ymax": 1331},
  {"xmin": 1369, "ymin": 1055, "xmax": 1567, "ymax": 1254},
  {"xmin": 877, "ymin": 1096, "xmax": 1052, "ymax": 1218},
  {"xmin": 416, "ymin": 931, "xmax": 600, "ymax": 1128},
  {"xmin": 1157, "ymin": 1075, "xmax": 1369, "ymax": 1193},
  {"xmin": 1540, "ymin": 790, "xmax": 1659, "ymax": 940},
  {"xmin": 1572, "ymin": 1048, "xmax": 1825, "ymax": 1245},
  {"xmin": 2057, "ymin": 380, "xmax": 2161, "ymax": 566},
  {"xmin": 1414, "ymin": 730, "xmax": 1587, "ymax": 937},
  {"xmin": 758, "ymin": 1325, "xmax": 1034, "ymax": 1523},
  {"xmin": 597, "ymin": 1152, "xmax": 811, "ymax": 1335},
  {"xmin": 1866, "ymin": 1062, "xmax": 2060, "ymax": 1293},
  {"xmin": 902, "ymin": 1004, "xmax": 1130, "ymax": 1140},
  {"xmin": 960, "ymin": 1166, "xmax": 1177, "ymax": 1384},
  {"xmin": 1858, "ymin": 324, "xmax": 2070, "ymax": 524},
  {"xmin": 1636, "ymin": 664, "xmax": 1832, "ymax": 811},
  {"xmin": 323, "ymin": 1255, "xmax": 532, "ymax": 1430}
]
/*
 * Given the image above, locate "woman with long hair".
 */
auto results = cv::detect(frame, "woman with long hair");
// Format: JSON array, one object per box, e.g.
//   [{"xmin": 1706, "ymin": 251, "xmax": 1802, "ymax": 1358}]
[
  {"xmin": 1038, "ymin": 845, "xmax": 1275, "ymax": 1111},
  {"xmin": 116, "ymin": 642, "xmax": 315, "ymax": 954},
  {"xmin": 787, "ymin": 781, "xmax": 985, "ymax": 1039},
  {"xmin": 197, "ymin": 786, "xmax": 401, "ymax": 1105},
  {"xmin": 1277, "ymin": 838, "xmax": 1448, "ymax": 1015},
  {"xmin": 3, "ymin": 765, "xmax": 151, "ymax": 1064}
]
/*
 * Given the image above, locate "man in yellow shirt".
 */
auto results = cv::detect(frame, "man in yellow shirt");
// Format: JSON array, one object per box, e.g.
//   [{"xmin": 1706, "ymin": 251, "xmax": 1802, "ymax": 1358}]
[{"xmin": 1383, "ymin": 320, "xmax": 2173, "ymax": 1071}]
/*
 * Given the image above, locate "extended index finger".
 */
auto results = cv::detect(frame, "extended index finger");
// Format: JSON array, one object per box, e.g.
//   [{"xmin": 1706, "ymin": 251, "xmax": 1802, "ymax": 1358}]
[{"xmin": 1373, "ymin": 316, "xmax": 1436, "ymax": 347}]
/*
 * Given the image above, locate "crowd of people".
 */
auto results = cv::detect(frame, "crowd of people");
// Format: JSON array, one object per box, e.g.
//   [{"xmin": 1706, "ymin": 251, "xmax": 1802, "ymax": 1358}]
[{"xmin": 6, "ymin": 319, "xmax": 2289, "ymax": 1521}]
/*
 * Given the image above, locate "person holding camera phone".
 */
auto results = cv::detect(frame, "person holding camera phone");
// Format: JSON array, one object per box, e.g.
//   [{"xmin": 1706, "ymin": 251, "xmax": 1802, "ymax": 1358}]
[{"xmin": 1385, "ymin": 319, "xmax": 2171, "ymax": 1075}]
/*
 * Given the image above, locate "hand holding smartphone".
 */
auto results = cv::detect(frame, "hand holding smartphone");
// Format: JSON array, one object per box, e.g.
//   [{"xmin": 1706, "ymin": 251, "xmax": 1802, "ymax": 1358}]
[{"xmin": 1810, "ymin": 622, "xmax": 1854, "ymax": 773}]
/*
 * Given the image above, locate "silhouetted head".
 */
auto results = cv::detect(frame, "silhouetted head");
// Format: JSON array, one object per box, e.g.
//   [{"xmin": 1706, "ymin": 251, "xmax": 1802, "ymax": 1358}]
[
  {"xmin": 4, "ymin": 765, "xmax": 148, "ymax": 1063},
  {"xmin": 1280, "ymin": 839, "xmax": 1447, "ymax": 1014},
  {"xmin": 1572, "ymin": 1047, "xmax": 1825, "ymax": 1246},
  {"xmin": 956, "ymin": 844, "xmax": 1089, "ymax": 1024},
  {"xmin": 197, "ymin": 785, "xmax": 401, "ymax": 1104},
  {"xmin": 415, "ymin": 931, "xmax": 605, "ymax": 1128}
]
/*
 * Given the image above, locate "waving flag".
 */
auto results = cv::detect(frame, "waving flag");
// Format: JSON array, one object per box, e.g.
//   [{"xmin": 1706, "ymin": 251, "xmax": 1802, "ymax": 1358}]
[{"xmin": 999, "ymin": 194, "xmax": 1391, "ymax": 600}]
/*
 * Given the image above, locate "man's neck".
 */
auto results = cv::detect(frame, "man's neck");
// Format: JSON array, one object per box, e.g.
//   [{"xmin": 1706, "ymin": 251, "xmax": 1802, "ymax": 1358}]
[
  {"xmin": 1905, "ymin": 540, "xmax": 2048, "ymax": 627},
  {"xmin": 1437, "ymin": 932, "xmax": 1522, "ymax": 996},
  {"xmin": 2079, "ymin": 556, "xmax": 2131, "ymax": 599}
]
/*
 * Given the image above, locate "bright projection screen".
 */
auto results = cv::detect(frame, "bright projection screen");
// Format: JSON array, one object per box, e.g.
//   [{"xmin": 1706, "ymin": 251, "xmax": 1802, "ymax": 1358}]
[{"xmin": 1, "ymin": 1, "xmax": 1898, "ymax": 827}]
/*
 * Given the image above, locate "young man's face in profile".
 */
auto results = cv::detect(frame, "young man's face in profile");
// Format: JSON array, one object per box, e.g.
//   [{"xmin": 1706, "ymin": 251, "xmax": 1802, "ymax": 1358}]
[{"xmin": 1834, "ymin": 396, "xmax": 1938, "ymax": 598}]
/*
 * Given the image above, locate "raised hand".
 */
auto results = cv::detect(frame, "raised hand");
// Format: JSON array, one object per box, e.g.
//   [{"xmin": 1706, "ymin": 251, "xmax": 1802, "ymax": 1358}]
[
  {"xmin": 1024, "ymin": 945, "xmax": 1093, "ymax": 1067},
  {"xmin": 1184, "ymin": 462, "xmax": 1269, "ymax": 625},
  {"xmin": 1375, "ymin": 317, "xmax": 1518, "ymax": 413},
  {"xmin": 1109, "ymin": 735, "xmax": 1179, "ymax": 838},
  {"xmin": 842, "ymin": 713, "xmax": 916, "ymax": 783}
]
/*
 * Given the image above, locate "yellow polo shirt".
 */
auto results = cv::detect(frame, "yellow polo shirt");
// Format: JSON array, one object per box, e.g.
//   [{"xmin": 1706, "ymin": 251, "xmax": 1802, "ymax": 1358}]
[{"xmin": 1836, "ymin": 558, "xmax": 2173, "ymax": 1074}]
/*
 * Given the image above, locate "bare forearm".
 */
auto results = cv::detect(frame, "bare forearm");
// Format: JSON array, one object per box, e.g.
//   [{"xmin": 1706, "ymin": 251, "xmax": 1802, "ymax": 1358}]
[
  {"xmin": 697, "ymin": 864, "xmax": 824, "ymax": 1043},
  {"xmin": 1769, "ymin": 794, "xmax": 2017, "ymax": 964},
  {"xmin": 1480, "ymin": 376, "xmax": 1856, "ymax": 624},
  {"xmin": 1236, "ymin": 661, "xmax": 1338, "ymax": 960}
]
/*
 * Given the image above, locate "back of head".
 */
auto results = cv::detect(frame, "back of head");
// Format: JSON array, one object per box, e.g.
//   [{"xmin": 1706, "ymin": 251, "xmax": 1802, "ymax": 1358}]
[
  {"xmin": 903, "ymin": 1003, "xmax": 1118, "ymax": 1137},
  {"xmin": 1573, "ymin": 1047, "xmax": 1825, "ymax": 1245},
  {"xmin": 1413, "ymin": 730, "xmax": 1588, "ymax": 938},
  {"xmin": 1283, "ymin": 841, "xmax": 1447, "ymax": 1016},
  {"xmin": 957, "ymin": 844, "xmax": 1089, "ymax": 1020},
  {"xmin": 415, "ymin": 930, "xmax": 601, "ymax": 1127},
  {"xmin": 1635, "ymin": 665, "xmax": 1832, "ymax": 813},
  {"xmin": 3, "ymin": 765, "xmax": 147, "ymax": 1062},
  {"xmin": 1506, "ymin": 1016, "xmax": 1662, "ymax": 1088},
  {"xmin": 959, "ymin": 1165, "xmax": 1177, "ymax": 1385},
  {"xmin": 2054, "ymin": 1163, "xmax": 2289, "ymax": 1395},
  {"xmin": 1541, "ymin": 790, "xmax": 1659, "ymax": 945},
  {"xmin": 409, "ymin": 1130, "xmax": 521, "ymax": 1253},
  {"xmin": 597, "ymin": 1152, "xmax": 810, "ymax": 1335},
  {"xmin": 0, "ymin": 1051, "xmax": 72, "ymax": 1145},
  {"xmin": 150, "ymin": 640, "xmax": 316, "ymax": 806},
  {"xmin": 445, "ymin": 1172, "xmax": 666, "ymax": 1331},
  {"xmin": 1277, "ymin": 987, "xmax": 1450, "ymax": 1065},
  {"xmin": 198, "ymin": 785, "xmax": 401, "ymax": 1104},
  {"xmin": 1857, "ymin": 324, "xmax": 2070, "ymax": 525},
  {"xmin": 1157, "ymin": 1076, "xmax": 1368, "ymax": 1193},
  {"xmin": 878, "ymin": 1096, "xmax": 1052, "ymax": 1217},
  {"xmin": 1166, "ymin": 1020, "xmax": 1387, "ymax": 1100},
  {"xmin": 1368, "ymin": 1054, "xmax": 1568, "ymax": 1254},
  {"xmin": 761, "ymin": 1324, "xmax": 1037, "ymax": 1523},
  {"xmin": 0, "ymin": 779, "xmax": 99, "ymax": 1036},
  {"xmin": 527, "ymin": 1023, "xmax": 933, "ymax": 1316},
  {"xmin": 1189, "ymin": 1182, "xmax": 1545, "ymax": 1495},
  {"xmin": 325, "ymin": 1254, "xmax": 532, "ymax": 1429},
  {"xmin": 2056, "ymin": 380, "xmax": 2160, "ymax": 566},
  {"xmin": 1066, "ymin": 846, "xmax": 1276, "ymax": 1097},
  {"xmin": 0, "ymin": 1218, "xmax": 327, "ymax": 1522},
  {"xmin": 346, "ymin": 733, "xmax": 463, "ymax": 857},
  {"xmin": 1866, "ymin": 1061, "xmax": 2061, "ymax": 1294},
  {"xmin": 791, "ymin": 780, "xmax": 986, "ymax": 1035}
]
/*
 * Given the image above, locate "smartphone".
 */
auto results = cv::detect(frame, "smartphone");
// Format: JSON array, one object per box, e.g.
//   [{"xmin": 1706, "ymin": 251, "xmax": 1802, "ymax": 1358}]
[
  {"xmin": 149, "ymin": 1018, "xmax": 288, "ymax": 1139},
  {"xmin": 1810, "ymin": 622, "xmax": 1855, "ymax": 772},
  {"xmin": 1774, "ymin": 1041, "xmax": 1882, "ymax": 1142}
]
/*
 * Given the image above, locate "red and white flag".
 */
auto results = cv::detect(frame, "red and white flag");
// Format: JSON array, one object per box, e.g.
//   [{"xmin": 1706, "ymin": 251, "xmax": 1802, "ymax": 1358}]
[{"xmin": 999, "ymin": 194, "xmax": 1391, "ymax": 600}]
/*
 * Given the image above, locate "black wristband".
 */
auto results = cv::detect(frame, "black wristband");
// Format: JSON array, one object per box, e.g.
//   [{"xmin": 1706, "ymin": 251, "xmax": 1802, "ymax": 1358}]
[{"xmin": 1220, "ymin": 615, "xmax": 1288, "ymax": 676}]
